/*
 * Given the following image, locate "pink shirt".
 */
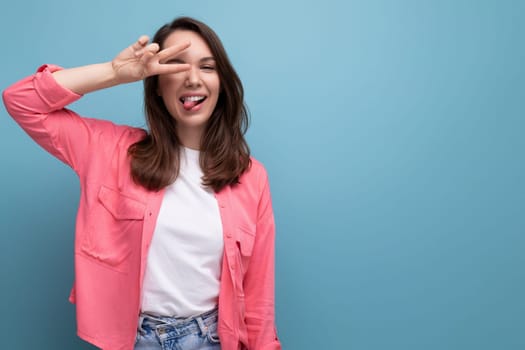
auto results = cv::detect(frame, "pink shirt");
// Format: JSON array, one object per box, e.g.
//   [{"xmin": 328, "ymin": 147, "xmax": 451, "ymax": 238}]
[{"xmin": 2, "ymin": 64, "xmax": 281, "ymax": 350}]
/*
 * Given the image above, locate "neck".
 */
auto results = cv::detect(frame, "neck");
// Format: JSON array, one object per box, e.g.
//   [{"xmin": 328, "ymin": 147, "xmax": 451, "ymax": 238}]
[{"xmin": 177, "ymin": 126, "xmax": 203, "ymax": 150}]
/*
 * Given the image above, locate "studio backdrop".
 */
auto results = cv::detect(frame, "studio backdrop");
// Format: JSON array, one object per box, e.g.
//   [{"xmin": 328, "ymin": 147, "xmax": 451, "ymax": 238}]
[{"xmin": 1, "ymin": 1, "xmax": 524, "ymax": 349}]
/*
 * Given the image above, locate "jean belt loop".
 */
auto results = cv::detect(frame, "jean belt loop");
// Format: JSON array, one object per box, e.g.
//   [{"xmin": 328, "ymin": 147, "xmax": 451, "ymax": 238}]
[
  {"xmin": 137, "ymin": 314, "xmax": 147, "ymax": 335},
  {"xmin": 196, "ymin": 315, "xmax": 208, "ymax": 336}
]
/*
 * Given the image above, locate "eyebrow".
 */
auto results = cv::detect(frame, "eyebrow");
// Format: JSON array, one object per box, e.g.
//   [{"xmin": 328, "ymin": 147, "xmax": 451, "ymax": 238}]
[{"xmin": 168, "ymin": 56, "xmax": 216, "ymax": 64}]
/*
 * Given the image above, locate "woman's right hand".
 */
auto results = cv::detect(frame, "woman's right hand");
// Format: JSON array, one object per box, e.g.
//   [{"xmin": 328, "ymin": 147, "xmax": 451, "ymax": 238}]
[
  {"xmin": 52, "ymin": 36, "xmax": 192, "ymax": 95},
  {"xmin": 112, "ymin": 35, "xmax": 191, "ymax": 84}
]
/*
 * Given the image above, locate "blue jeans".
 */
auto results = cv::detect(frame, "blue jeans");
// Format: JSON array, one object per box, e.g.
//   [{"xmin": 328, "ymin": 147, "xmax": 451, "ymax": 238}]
[{"xmin": 134, "ymin": 308, "xmax": 221, "ymax": 350}]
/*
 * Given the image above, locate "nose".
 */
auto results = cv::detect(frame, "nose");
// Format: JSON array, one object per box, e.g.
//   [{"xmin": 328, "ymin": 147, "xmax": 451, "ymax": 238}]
[{"xmin": 185, "ymin": 65, "xmax": 201, "ymax": 87}]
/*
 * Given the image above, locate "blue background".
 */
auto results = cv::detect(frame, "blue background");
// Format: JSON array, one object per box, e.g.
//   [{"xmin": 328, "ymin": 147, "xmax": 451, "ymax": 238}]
[{"xmin": 1, "ymin": 1, "xmax": 524, "ymax": 349}]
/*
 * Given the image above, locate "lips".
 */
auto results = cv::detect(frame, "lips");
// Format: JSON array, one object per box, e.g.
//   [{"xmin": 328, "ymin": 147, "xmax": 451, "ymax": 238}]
[{"xmin": 179, "ymin": 95, "xmax": 207, "ymax": 111}]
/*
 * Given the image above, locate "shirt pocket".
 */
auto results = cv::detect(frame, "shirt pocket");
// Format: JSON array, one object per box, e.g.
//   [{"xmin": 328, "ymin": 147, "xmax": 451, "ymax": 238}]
[
  {"xmin": 80, "ymin": 185, "xmax": 145, "ymax": 272},
  {"xmin": 235, "ymin": 223, "xmax": 256, "ymax": 278},
  {"xmin": 236, "ymin": 223, "xmax": 256, "ymax": 257}
]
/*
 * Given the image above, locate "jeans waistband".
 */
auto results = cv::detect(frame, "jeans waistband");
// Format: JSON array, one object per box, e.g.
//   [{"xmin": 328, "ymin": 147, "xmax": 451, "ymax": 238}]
[{"xmin": 138, "ymin": 307, "xmax": 218, "ymax": 338}]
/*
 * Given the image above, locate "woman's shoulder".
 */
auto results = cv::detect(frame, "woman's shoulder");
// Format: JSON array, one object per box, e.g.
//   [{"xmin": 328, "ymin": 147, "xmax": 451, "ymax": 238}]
[
  {"xmin": 243, "ymin": 156, "xmax": 270, "ymax": 185},
  {"xmin": 249, "ymin": 156, "xmax": 267, "ymax": 173}
]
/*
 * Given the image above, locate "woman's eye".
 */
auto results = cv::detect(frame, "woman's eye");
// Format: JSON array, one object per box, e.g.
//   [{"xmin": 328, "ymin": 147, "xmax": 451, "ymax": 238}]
[
  {"xmin": 166, "ymin": 59, "xmax": 185, "ymax": 65},
  {"xmin": 201, "ymin": 66, "xmax": 215, "ymax": 71}
]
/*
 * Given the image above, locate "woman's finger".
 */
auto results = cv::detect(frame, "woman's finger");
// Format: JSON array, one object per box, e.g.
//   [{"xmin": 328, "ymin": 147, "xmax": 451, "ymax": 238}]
[
  {"xmin": 153, "ymin": 62, "xmax": 191, "ymax": 76},
  {"xmin": 129, "ymin": 35, "xmax": 150, "ymax": 58},
  {"xmin": 139, "ymin": 50, "xmax": 156, "ymax": 65},
  {"xmin": 131, "ymin": 35, "xmax": 149, "ymax": 51},
  {"xmin": 145, "ymin": 43, "xmax": 160, "ymax": 54},
  {"xmin": 156, "ymin": 41, "xmax": 191, "ymax": 64},
  {"xmin": 135, "ymin": 43, "xmax": 159, "ymax": 58}
]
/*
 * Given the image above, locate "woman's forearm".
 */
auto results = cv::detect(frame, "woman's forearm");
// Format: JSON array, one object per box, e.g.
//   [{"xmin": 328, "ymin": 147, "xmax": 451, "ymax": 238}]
[{"xmin": 51, "ymin": 62, "xmax": 120, "ymax": 95}]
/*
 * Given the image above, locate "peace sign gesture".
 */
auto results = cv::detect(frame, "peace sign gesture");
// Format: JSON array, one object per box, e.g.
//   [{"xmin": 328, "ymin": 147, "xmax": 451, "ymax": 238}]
[
  {"xmin": 112, "ymin": 35, "xmax": 191, "ymax": 83},
  {"xmin": 51, "ymin": 35, "xmax": 192, "ymax": 95}
]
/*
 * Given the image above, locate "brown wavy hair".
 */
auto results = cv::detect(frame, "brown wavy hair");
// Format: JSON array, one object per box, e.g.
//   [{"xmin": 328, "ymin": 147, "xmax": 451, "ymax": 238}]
[{"xmin": 128, "ymin": 17, "xmax": 251, "ymax": 192}]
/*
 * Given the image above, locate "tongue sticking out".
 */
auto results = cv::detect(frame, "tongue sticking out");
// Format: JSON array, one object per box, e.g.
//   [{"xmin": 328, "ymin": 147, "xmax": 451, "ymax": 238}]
[{"xmin": 183, "ymin": 100, "xmax": 199, "ymax": 110}]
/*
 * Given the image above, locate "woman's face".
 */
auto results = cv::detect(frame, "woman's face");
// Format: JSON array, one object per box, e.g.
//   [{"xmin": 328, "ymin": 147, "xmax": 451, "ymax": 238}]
[{"xmin": 158, "ymin": 30, "xmax": 220, "ymax": 145}]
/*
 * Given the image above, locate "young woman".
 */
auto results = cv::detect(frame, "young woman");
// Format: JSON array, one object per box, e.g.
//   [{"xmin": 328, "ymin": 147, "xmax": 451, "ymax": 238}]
[{"xmin": 3, "ymin": 17, "xmax": 281, "ymax": 350}]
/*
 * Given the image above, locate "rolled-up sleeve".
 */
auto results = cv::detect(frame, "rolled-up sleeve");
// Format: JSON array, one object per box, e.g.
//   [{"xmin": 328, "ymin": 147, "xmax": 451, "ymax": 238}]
[{"xmin": 2, "ymin": 64, "xmax": 124, "ymax": 174}]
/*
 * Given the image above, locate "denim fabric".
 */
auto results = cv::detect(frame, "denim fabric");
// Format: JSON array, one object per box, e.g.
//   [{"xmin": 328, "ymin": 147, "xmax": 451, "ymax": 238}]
[{"xmin": 134, "ymin": 308, "xmax": 221, "ymax": 350}]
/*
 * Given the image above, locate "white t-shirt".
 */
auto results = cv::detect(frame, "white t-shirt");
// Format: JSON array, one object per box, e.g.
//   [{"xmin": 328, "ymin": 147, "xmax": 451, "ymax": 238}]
[{"xmin": 140, "ymin": 147, "xmax": 224, "ymax": 317}]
